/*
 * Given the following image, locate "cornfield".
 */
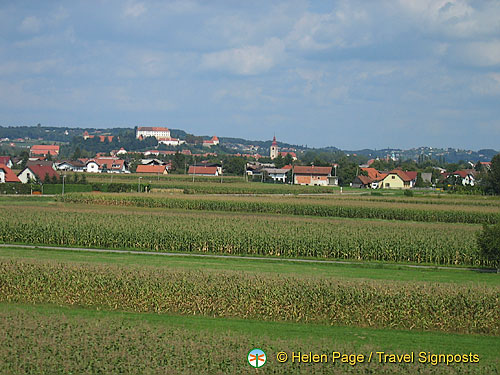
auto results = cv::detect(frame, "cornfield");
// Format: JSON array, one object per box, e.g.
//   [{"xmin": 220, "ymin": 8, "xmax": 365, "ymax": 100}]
[
  {"xmin": 0, "ymin": 205, "xmax": 488, "ymax": 266},
  {"xmin": 60, "ymin": 193, "xmax": 500, "ymax": 224},
  {"xmin": 1, "ymin": 259, "xmax": 498, "ymax": 334}
]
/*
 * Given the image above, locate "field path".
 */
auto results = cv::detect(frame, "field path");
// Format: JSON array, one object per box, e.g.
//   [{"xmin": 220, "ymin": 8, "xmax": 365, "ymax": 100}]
[{"xmin": 1, "ymin": 243, "xmax": 497, "ymax": 273}]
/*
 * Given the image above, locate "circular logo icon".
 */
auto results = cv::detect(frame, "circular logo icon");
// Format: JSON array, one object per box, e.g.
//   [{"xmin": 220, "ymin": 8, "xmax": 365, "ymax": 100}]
[{"xmin": 248, "ymin": 348, "xmax": 267, "ymax": 368}]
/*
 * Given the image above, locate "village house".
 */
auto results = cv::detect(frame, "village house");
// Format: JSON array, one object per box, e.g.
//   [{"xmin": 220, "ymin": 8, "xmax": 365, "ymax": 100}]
[
  {"xmin": 0, "ymin": 163, "xmax": 20, "ymax": 183},
  {"xmin": 30, "ymin": 145, "xmax": 60, "ymax": 157},
  {"xmin": 453, "ymin": 170, "xmax": 476, "ymax": 186},
  {"xmin": 202, "ymin": 136, "xmax": 220, "ymax": 147},
  {"xmin": 278, "ymin": 151, "xmax": 297, "ymax": 161},
  {"xmin": 55, "ymin": 160, "xmax": 86, "ymax": 172},
  {"xmin": 188, "ymin": 165, "xmax": 219, "ymax": 176},
  {"xmin": 0, "ymin": 156, "xmax": 13, "ymax": 169},
  {"xmin": 351, "ymin": 175, "xmax": 373, "ymax": 188},
  {"xmin": 136, "ymin": 165, "xmax": 168, "ymax": 174},
  {"xmin": 379, "ymin": 169, "xmax": 412, "ymax": 189},
  {"xmin": 293, "ymin": 166, "xmax": 333, "ymax": 186},
  {"xmin": 262, "ymin": 168, "xmax": 289, "ymax": 183},
  {"xmin": 18, "ymin": 164, "xmax": 60, "ymax": 183}
]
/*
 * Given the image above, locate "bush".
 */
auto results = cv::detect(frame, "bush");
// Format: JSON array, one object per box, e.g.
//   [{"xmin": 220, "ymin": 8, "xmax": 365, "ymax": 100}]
[
  {"xmin": 403, "ymin": 190, "xmax": 414, "ymax": 197},
  {"xmin": 0, "ymin": 183, "xmax": 32, "ymax": 195},
  {"xmin": 476, "ymin": 223, "xmax": 500, "ymax": 269}
]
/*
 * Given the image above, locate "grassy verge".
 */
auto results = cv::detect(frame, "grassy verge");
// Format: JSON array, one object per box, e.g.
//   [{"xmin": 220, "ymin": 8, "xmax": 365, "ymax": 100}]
[
  {"xmin": 0, "ymin": 246, "xmax": 498, "ymax": 285},
  {"xmin": 0, "ymin": 303, "xmax": 498, "ymax": 374}
]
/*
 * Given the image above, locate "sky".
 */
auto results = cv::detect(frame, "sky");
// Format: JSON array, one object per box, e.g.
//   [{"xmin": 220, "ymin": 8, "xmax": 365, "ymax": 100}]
[{"xmin": 0, "ymin": 0, "xmax": 499, "ymax": 150}]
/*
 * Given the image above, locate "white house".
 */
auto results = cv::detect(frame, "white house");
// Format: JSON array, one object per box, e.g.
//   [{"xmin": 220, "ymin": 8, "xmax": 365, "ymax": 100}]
[
  {"xmin": 262, "ymin": 168, "xmax": 289, "ymax": 183},
  {"xmin": 85, "ymin": 160, "xmax": 100, "ymax": 173}
]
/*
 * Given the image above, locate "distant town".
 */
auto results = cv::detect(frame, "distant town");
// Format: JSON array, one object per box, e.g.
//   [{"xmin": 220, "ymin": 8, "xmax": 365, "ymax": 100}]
[{"xmin": 0, "ymin": 125, "xmax": 498, "ymax": 193}]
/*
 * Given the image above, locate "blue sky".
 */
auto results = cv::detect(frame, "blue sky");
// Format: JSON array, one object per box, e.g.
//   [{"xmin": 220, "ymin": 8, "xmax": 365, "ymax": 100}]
[{"xmin": 1, "ymin": 0, "xmax": 499, "ymax": 150}]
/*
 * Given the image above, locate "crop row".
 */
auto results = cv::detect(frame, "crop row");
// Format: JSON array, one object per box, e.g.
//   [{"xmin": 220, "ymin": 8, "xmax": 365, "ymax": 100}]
[
  {"xmin": 4, "ymin": 308, "xmax": 497, "ymax": 374},
  {"xmin": 1, "ymin": 259, "xmax": 498, "ymax": 335},
  {"xmin": 0, "ymin": 205, "xmax": 486, "ymax": 266},
  {"xmin": 61, "ymin": 193, "xmax": 500, "ymax": 224}
]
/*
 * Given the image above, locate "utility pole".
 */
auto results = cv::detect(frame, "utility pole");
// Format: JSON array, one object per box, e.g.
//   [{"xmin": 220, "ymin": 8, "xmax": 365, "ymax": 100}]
[{"xmin": 192, "ymin": 155, "xmax": 195, "ymax": 183}]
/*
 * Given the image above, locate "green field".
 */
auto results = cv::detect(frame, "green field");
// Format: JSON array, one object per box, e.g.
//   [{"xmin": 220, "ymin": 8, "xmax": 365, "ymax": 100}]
[{"xmin": 0, "ymin": 194, "xmax": 498, "ymax": 373}]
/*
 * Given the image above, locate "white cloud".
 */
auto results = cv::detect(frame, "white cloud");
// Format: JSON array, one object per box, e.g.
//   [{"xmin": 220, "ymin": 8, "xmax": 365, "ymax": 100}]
[
  {"xmin": 201, "ymin": 37, "xmax": 285, "ymax": 75},
  {"xmin": 286, "ymin": 5, "xmax": 371, "ymax": 51},
  {"xmin": 123, "ymin": 2, "xmax": 147, "ymax": 18},
  {"xmin": 397, "ymin": 0, "xmax": 500, "ymax": 38},
  {"xmin": 0, "ymin": 59, "xmax": 63, "ymax": 75},
  {"xmin": 453, "ymin": 40, "xmax": 500, "ymax": 67},
  {"xmin": 19, "ymin": 16, "xmax": 41, "ymax": 33}
]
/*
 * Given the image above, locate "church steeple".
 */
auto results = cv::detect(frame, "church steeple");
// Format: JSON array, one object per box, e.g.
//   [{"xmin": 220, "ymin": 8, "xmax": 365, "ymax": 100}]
[{"xmin": 270, "ymin": 135, "xmax": 279, "ymax": 159}]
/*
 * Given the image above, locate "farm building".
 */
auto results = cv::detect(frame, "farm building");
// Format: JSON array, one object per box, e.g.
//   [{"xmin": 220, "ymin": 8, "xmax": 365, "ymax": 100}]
[
  {"xmin": 293, "ymin": 166, "xmax": 333, "ymax": 186},
  {"xmin": 136, "ymin": 165, "xmax": 168, "ymax": 174},
  {"xmin": 30, "ymin": 145, "xmax": 60, "ymax": 157},
  {"xmin": 188, "ymin": 166, "xmax": 219, "ymax": 176}
]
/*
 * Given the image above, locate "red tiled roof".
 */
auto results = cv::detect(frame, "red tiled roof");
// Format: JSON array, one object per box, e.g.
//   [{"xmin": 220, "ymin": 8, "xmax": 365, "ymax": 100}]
[
  {"xmin": 94, "ymin": 158, "xmax": 124, "ymax": 170},
  {"xmin": 356, "ymin": 175, "xmax": 373, "ymax": 185},
  {"xmin": 271, "ymin": 136, "xmax": 277, "ymax": 146},
  {"xmin": 404, "ymin": 171, "xmax": 418, "ymax": 181},
  {"xmin": 0, "ymin": 163, "xmax": 20, "ymax": 182},
  {"xmin": 387, "ymin": 169, "xmax": 412, "ymax": 182},
  {"xmin": 279, "ymin": 151, "xmax": 296, "ymax": 158},
  {"xmin": 293, "ymin": 166, "xmax": 332, "ymax": 175},
  {"xmin": 453, "ymin": 170, "xmax": 475, "ymax": 178},
  {"xmin": 138, "ymin": 127, "xmax": 170, "ymax": 132},
  {"xmin": 98, "ymin": 135, "xmax": 114, "ymax": 142},
  {"xmin": 30, "ymin": 145, "xmax": 60, "ymax": 155},
  {"xmin": 188, "ymin": 166, "xmax": 218, "ymax": 175},
  {"xmin": 282, "ymin": 164, "xmax": 293, "ymax": 170},
  {"xmin": 0, "ymin": 156, "xmax": 11, "ymax": 164},
  {"xmin": 136, "ymin": 165, "xmax": 167, "ymax": 173},
  {"xmin": 361, "ymin": 167, "xmax": 382, "ymax": 180},
  {"xmin": 25, "ymin": 164, "xmax": 59, "ymax": 181}
]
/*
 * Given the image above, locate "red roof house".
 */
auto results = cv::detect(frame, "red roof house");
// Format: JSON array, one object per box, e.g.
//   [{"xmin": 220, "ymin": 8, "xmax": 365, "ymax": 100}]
[
  {"xmin": 17, "ymin": 164, "xmax": 59, "ymax": 183},
  {"xmin": 293, "ymin": 166, "xmax": 332, "ymax": 186},
  {"xmin": 30, "ymin": 145, "xmax": 60, "ymax": 156},
  {"xmin": 136, "ymin": 165, "xmax": 168, "ymax": 174},
  {"xmin": 0, "ymin": 163, "xmax": 21, "ymax": 183},
  {"xmin": 188, "ymin": 166, "xmax": 219, "ymax": 176}
]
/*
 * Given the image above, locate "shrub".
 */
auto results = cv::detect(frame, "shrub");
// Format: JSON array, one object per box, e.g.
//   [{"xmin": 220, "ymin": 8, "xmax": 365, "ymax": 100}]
[{"xmin": 476, "ymin": 223, "xmax": 500, "ymax": 269}]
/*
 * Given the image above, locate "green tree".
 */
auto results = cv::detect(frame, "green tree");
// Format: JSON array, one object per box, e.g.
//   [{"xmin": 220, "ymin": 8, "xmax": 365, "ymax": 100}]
[
  {"xmin": 476, "ymin": 223, "xmax": 500, "ymax": 269},
  {"xmin": 172, "ymin": 152, "xmax": 186, "ymax": 173},
  {"xmin": 224, "ymin": 156, "xmax": 246, "ymax": 175},
  {"xmin": 483, "ymin": 154, "xmax": 500, "ymax": 195},
  {"xmin": 274, "ymin": 154, "xmax": 285, "ymax": 168},
  {"xmin": 72, "ymin": 146, "xmax": 82, "ymax": 160},
  {"xmin": 337, "ymin": 157, "xmax": 358, "ymax": 187},
  {"xmin": 283, "ymin": 153, "xmax": 293, "ymax": 166},
  {"xmin": 415, "ymin": 172, "xmax": 425, "ymax": 187}
]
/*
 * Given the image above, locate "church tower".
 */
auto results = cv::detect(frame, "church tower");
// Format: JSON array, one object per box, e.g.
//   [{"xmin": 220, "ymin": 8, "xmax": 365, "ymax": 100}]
[{"xmin": 270, "ymin": 136, "xmax": 279, "ymax": 159}]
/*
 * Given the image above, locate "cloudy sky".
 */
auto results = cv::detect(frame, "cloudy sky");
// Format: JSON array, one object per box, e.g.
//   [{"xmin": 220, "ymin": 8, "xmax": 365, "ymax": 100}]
[{"xmin": 1, "ymin": 0, "xmax": 499, "ymax": 149}]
